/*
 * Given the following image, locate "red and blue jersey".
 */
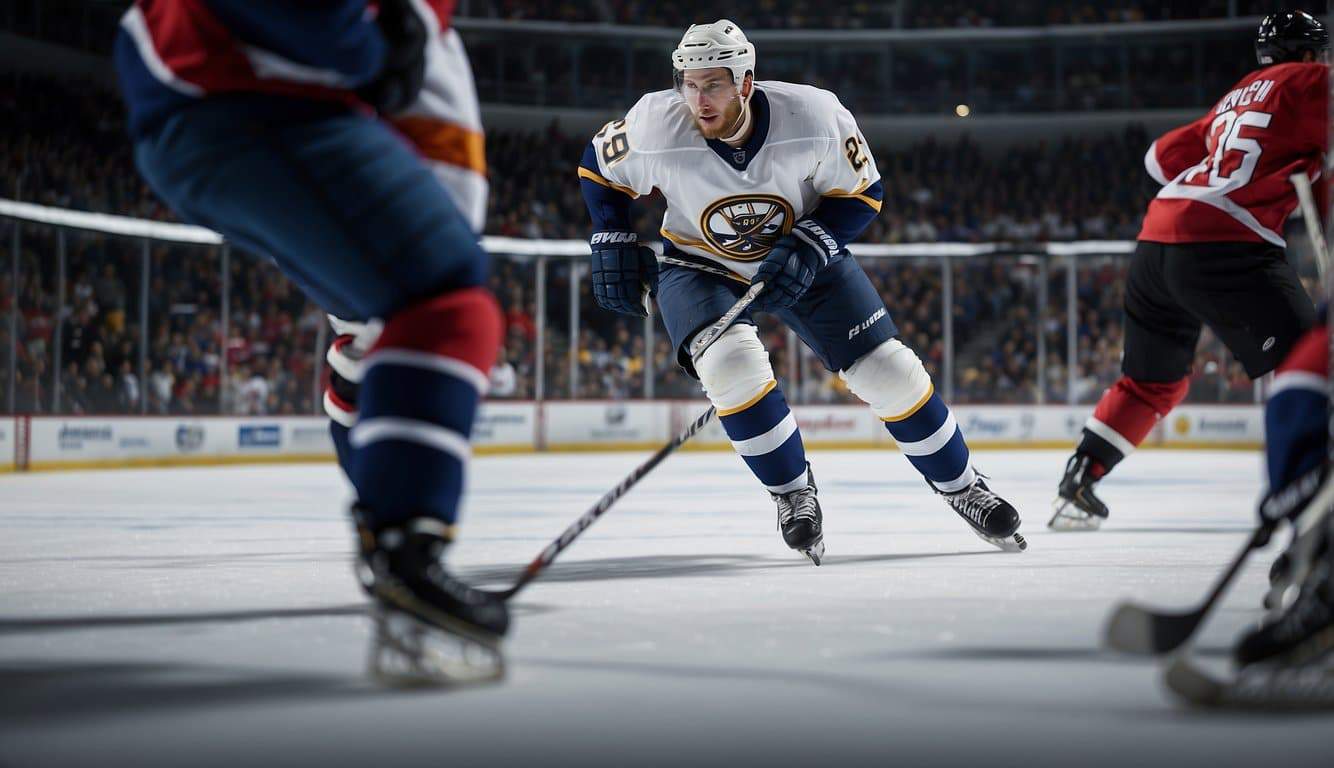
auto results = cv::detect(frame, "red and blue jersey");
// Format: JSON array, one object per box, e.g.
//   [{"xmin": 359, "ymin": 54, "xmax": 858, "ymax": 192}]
[{"xmin": 114, "ymin": 0, "xmax": 455, "ymax": 138}]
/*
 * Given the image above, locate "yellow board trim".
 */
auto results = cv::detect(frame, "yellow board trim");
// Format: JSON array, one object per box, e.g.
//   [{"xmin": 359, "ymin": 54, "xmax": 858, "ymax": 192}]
[
  {"xmin": 716, "ymin": 380, "xmax": 778, "ymax": 417},
  {"xmin": 577, "ymin": 167, "xmax": 639, "ymax": 198},
  {"xmin": 22, "ymin": 453, "xmax": 339, "ymax": 473},
  {"xmin": 4, "ymin": 440, "xmax": 1262, "ymax": 473},
  {"xmin": 880, "ymin": 383, "xmax": 935, "ymax": 423},
  {"xmin": 13, "ymin": 446, "xmax": 537, "ymax": 473}
]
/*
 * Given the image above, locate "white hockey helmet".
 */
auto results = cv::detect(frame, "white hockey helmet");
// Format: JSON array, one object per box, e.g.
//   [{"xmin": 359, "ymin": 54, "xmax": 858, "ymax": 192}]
[{"xmin": 672, "ymin": 19, "xmax": 755, "ymax": 90}]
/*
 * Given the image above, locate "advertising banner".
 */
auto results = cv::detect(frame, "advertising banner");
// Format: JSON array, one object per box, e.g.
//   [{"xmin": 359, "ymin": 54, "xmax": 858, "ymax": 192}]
[
  {"xmin": 26, "ymin": 416, "xmax": 337, "ymax": 469},
  {"xmin": 544, "ymin": 402, "xmax": 670, "ymax": 448},
  {"xmin": 473, "ymin": 402, "xmax": 537, "ymax": 449},
  {"xmin": 1158, "ymin": 406, "xmax": 1264, "ymax": 447}
]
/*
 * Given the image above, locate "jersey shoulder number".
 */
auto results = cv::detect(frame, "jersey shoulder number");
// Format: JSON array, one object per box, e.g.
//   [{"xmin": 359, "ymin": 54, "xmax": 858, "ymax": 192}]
[
  {"xmin": 596, "ymin": 119, "xmax": 630, "ymax": 167},
  {"xmin": 844, "ymin": 135, "xmax": 868, "ymax": 171}
]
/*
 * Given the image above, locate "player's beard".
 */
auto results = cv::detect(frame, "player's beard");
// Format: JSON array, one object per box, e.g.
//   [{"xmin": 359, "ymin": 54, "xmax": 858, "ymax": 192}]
[{"xmin": 694, "ymin": 96, "xmax": 745, "ymax": 140}]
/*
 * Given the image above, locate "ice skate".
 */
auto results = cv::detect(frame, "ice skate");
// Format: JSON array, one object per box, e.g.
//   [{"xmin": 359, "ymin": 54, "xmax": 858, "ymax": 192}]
[
  {"xmin": 354, "ymin": 509, "xmax": 509, "ymax": 685},
  {"xmin": 935, "ymin": 472, "xmax": 1027, "ymax": 552},
  {"xmin": 1240, "ymin": 507, "xmax": 1334, "ymax": 668},
  {"xmin": 1236, "ymin": 556, "xmax": 1334, "ymax": 669},
  {"xmin": 1049, "ymin": 453, "xmax": 1110, "ymax": 531},
  {"xmin": 773, "ymin": 464, "xmax": 824, "ymax": 565}
]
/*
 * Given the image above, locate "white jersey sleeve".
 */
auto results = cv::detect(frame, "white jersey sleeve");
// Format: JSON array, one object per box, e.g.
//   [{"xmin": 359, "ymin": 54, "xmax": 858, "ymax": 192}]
[
  {"xmin": 808, "ymin": 96, "xmax": 880, "ymax": 202},
  {"xmin": 584, "ymin": 92, "xmax": 672, "ymax": 199}
]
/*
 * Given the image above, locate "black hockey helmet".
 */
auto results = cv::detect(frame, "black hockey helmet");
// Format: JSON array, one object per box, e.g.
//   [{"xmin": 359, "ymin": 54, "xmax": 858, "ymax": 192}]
[{"xmin": 1255, "ymin": 10, "xmax": 1330, "ymax": 65}]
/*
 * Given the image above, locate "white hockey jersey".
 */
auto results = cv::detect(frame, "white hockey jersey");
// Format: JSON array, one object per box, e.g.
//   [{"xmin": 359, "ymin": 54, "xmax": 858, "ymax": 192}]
[{"xmin": 580, "ymin": 81, "xmax": 881, "ymax": 281}]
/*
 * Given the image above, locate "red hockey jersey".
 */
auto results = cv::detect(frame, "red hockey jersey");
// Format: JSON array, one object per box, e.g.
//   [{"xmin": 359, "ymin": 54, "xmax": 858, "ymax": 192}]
[{"xmin": 1138, "ymin": 62, "xmax": 1327, "ymax": 247}]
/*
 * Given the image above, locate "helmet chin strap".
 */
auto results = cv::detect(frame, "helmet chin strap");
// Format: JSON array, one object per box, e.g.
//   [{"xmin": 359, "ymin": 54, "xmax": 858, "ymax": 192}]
[{"xmin": 718, "ymin": 81, "xmax": 753, "ymax": 146}]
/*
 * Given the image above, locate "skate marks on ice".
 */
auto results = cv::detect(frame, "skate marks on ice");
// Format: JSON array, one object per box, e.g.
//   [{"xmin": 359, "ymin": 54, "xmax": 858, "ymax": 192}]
[
  {"xmin": 8, "ymin": 452, "xmax": 1334, "ymax": 766},
  {"xmin": 457, "ymin": 549, "xmax": 1002, "ymax": 588}
]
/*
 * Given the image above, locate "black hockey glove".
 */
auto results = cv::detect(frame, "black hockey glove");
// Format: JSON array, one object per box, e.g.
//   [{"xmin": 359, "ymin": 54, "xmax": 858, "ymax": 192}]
[
  {"xmin": 359, "ymin": 0, "xmax": 428, "ymax": 115},
  {"xmin": 751, "ymin": 219, "xmax": 840, "ymax": 312},
  {"xmin": 590, "ymin": 231, "xmax": 658, "ymax": 317}
]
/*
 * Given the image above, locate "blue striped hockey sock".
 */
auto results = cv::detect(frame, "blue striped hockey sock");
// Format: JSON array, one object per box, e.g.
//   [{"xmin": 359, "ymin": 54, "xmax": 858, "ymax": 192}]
[
  {"xmin": 349, "ymin": 288, "xmax": 500, "ymax": 528},
  {"xmin": 884, "ymin": 393, "xmax": 975, "ymax": 493},
  {"xmin": 719, "ymin": 383, "xmax": 809, "ymax": 494}
]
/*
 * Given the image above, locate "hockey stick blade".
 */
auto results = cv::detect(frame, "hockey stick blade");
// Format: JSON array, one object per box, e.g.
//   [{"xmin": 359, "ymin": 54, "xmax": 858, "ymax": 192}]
[
  {"xmin": 1105, "ymin": 603, "xmax": 1207, "ymax": 655},
  {"xmin": 1104, "ymin": 527, "xmax": 1267, "ymax": 655}
]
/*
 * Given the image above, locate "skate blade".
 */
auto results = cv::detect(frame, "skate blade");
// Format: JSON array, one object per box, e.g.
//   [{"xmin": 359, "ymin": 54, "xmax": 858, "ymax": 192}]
[
  {"xmin": 800, "ymin": 539, "xmax": 826, "ymax": 566},
  {"xmin": 368, "ymin": 605, "xmax": 505, "ymax": 687},
  {"xmin": 974, "ymin": 528, "xmax": 1027, "ymax": 552},
  {"xmin": 1047, "ymin": 499, "xmax": 1102, "ymax": 531}
]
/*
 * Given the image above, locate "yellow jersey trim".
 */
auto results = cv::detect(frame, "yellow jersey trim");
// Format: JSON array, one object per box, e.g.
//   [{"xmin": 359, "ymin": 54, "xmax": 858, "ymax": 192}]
[
  {"xmin": 822, "ymin": 190, "xmax": 882, "ymax": 212},
  {"xmin": 577, "ymin": 167, "xmax": 639, "ymax": 198}
]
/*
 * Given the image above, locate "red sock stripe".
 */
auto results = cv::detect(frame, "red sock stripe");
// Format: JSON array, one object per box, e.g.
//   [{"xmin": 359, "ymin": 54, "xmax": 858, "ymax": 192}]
[
  {"xmin": 1092, "ymin": 376, "xmax": 1189, "ymax": 449},
  {"xmin": 371, "ymin": 287, "xmax": 502, "ymax": 375},
  {"xmin": 325, "ymin": 386, "xmax": 355, "ymax": 414}
]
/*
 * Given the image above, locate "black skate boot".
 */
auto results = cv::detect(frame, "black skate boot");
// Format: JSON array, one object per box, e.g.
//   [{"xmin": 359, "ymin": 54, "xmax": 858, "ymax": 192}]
[
  {"xmin": 1049, "ymin": 453, "xmax": 1110, "ymax": 531},
  {"xmin": 1235, "ymin": 554, "xmax": 1334, "ymax": 668},
  {"xmin": 773, "ymin": 464, "xmax": 824, "ymax": 565},
  {"xmin": 934, "ymin": 472, "xmax": 1027, "ymax": 552},
  {"xmin": 354, "ymin": 508, "xmax": 509, "ymax": 684}
]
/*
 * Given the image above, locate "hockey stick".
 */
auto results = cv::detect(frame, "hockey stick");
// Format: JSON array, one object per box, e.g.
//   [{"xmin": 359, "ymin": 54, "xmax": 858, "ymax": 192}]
[
  {"xmin": 1104, "ymin": 526, "xmax": 1269, "ymax": 655},
  {"xmin": 1105, "ymin": 463, "xmax": 1331, "ymax": 655},
  {"xmin": 489, "ymin": 282, "xmax": 765, "ymax": 601},
  {"xmin": 688, "ymin": 281, "xmax": 765, "ymax": 359},
  {"xmin": 1290, "ymin": 172, "xmax": 1330, "ymax": 279}
]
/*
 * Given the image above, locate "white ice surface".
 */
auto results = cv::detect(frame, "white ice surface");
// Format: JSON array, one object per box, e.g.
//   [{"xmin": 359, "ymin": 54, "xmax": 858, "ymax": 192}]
[{"xmin": 1, "ymin": 449, "xmax": 1330, "ymax": 767}]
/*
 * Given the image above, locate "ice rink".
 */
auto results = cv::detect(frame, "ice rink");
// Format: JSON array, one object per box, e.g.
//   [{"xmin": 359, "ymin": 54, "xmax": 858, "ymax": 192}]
[{"xmin": 2, "ymin": 448, "xmax": 1331, "ymax": 767}]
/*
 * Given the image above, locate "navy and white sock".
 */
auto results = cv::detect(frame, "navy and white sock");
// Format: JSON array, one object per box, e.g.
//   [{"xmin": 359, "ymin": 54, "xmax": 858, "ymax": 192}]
[
  {"xmin": 884, "ymin": 392, "xmax": 974, "ymax": 493},
  {"xmin": 719, "ymin": 382, "xmax": 809, "ymax": 494}
]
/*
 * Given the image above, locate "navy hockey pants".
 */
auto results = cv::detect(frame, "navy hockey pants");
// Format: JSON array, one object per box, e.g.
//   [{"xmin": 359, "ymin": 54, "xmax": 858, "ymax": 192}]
[{"xmin": 133, "ymin": 97, "xmax": 487, "ymax": 321}]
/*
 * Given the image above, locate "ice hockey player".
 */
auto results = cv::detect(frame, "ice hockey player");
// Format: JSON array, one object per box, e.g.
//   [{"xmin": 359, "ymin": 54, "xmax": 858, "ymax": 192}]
[
  {"xmin": 1235, "ymin": 320, "xmax": 1332, "ymax": 669},
  {"xmin": 1051, "ymin": 10, "xmax": 1326, "ymax": 531},
  {"xmin": 578, "ymin": 20, "xmax": 1026, "ymax": 563},
  {"xmin": 115, "ymin": 0, "xmax": 506, "ymax": 682}
]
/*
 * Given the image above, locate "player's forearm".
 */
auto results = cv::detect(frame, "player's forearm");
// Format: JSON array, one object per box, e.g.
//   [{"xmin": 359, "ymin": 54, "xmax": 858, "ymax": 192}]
[{"xmin": 809, "ymin": 179, "xmax": 884, "ymax": 249}]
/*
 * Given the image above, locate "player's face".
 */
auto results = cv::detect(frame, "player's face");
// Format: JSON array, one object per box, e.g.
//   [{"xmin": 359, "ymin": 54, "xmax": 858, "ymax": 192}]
[{"xmin": 680, "ymin": 68, "xmax": 743, "ymax": 139}]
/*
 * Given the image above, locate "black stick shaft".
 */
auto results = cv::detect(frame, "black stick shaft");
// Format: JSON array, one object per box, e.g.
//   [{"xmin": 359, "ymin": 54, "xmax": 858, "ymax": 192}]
[
  {"xmin": 495, "ymin": 284, "xmax": 763, "ymax": 601},
  {"xmin": 1191, "ymin": 526, "xmax": 1268, "ymax": 618},
  {"xmin": 498, "ymin": 406, "xmax": 716, "ymax": 600}
]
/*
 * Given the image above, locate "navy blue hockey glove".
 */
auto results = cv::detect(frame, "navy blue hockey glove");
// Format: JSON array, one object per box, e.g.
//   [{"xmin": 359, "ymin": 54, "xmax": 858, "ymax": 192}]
[
  {"xmin": 751, "ymin": 219, "xmax": 840, "ymax": 312},
  {"xmin": 360, "ymin": 0, "xmax": 428, "ymax": 115},
  {"xmin": 1256, "ymin": 461, "xmax": 1329, "ymax": 546},
  {"xmin": 590, "ymin": 232, "xmax": 658, "ymax": 317}
]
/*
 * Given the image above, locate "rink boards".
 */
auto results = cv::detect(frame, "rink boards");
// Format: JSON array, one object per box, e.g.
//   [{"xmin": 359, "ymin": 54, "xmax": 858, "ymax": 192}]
[{"xmin": 2, "ymin": 402, "xmax": 1264, "ymax": 472}]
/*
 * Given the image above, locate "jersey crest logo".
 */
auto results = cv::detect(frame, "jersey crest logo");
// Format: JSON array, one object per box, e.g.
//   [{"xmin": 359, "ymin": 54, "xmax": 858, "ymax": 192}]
[{"xmin": 699, "ymin": 194, "xmax": 795, "ymax": 261}]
